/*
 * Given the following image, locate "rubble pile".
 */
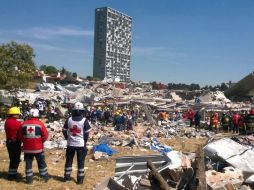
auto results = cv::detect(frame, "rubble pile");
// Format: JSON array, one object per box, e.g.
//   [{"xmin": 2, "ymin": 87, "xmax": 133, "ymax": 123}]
[
  {"xmin": 44, "ymin": 120, "xmax": 67, "ymax": 149},
  {"xmin": 206, "ymin": 167, "xmax": 244, "ymax": 190},
  {"xmin": 1, "ymin": 81, "xmax": 254, "ymax": 189},
  {"xmin": 151, "ymin": 120, "xmax": 215, "ymax": 139}
]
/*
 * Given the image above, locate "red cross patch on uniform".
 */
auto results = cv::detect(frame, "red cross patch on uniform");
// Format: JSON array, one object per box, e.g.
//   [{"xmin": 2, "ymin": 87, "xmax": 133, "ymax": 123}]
[
  {"xmin": 70, "ymin": 125, "xmax": 81, "ymax": 136},
  {"xmin": 26, "ymin": 126, "xmax": 36, "ymax": 137}
]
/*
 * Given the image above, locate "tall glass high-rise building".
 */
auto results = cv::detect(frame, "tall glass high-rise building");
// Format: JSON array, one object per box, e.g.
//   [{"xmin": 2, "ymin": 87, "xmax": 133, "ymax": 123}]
[{"xmin": 93, "ymin": 7, "xmax": 132, "ymax": 82}]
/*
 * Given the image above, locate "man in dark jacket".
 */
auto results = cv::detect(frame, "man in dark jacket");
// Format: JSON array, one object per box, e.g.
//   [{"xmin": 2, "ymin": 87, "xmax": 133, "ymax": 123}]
[
  {"xmin": 194, "ymin": 111, "xmax": 201, "ymax": 131},
  {"xmin": 63, "ymin": 102, "xmax": 91, "ymax": 185}
]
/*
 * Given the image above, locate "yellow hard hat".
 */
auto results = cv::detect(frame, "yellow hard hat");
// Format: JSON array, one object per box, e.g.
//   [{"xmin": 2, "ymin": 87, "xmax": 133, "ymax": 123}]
[{"xmin": 7, "ymin": 107, "xmax": 21, "ymax": 115}]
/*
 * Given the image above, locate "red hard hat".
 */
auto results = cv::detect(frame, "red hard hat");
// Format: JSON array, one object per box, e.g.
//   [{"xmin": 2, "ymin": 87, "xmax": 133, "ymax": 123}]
[{"xmin": 250, "ymin": 109, "xmax": 254, "ymax": 115}]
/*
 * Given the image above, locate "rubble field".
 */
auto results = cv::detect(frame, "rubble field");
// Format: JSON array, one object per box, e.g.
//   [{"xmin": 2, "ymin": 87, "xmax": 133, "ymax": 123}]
[
  {"xmin": 0, "ymin": 83, "xmax": 254, "ymax": 189},
  {"xmin": 0, "ymin": 122, "xmax": 209, "ymax": 190},
  {"xmin": 0, "ymin": 132, "xmax": 176, "ymax": 190}
]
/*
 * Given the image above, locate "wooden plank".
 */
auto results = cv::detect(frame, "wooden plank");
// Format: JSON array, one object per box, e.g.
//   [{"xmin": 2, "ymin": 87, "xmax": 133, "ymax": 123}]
[
  {"xmin": 195, "ymin": 145, "xmax": 207, "ymax": 190},
  {"xmin": 147, "ymin": 160, "xmax": 172, "ymax": 190}
]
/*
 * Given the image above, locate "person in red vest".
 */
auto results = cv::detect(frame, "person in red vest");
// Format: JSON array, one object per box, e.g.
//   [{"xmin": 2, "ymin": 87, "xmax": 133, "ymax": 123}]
[
  {"xmin": 188, "ymin": 109, "xmax": 195, "ymax": 127},
  {"xmin": 18, "ymin": 108, "xmax": 49, "ymax": 184},
  {"xmin": 4, "ymin": 107, "xmax": 22, "ymax": 180},
  {"xmin": 232, "ymin": 112, "xmax": 241, "ymax": 134}
]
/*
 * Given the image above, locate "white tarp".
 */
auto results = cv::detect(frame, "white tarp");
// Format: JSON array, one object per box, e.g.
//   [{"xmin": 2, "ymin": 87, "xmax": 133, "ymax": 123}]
[{"xmin": 204, "ymin": 138, "xmax": 254, "ymax": 173}]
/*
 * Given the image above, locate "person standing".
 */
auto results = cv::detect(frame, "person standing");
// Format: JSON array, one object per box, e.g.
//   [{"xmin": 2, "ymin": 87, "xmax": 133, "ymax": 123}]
[
  {"xmin": 194, "ymin": 111, "xmax": 201, "ymax": 131},
  {"xmin": 18, "ymin": 108, "xmax": 49, "ymax": 184},
  {"xmin": 188, "ymin": 109, "xmax": 195, "ymax": 127},
  {"xmin": 211, "ymin": 111, "xmax": 219, "ymax": 133},
  {"xmin": 103, "ymin": 108, "xmax": 111, "ymax": 126},
  {"xmin": 113, "ymin": 112, "xmax": 122, "ymax": 131},
  {"xmin": 63, "ymin": 102, "xmax": 91, "ymax": 185},
  {"xmin": 4, "ymin": 107, "xmax": 22, "ymax": 180},
  {"xmin": 221, "ymin": 113, "xmax": 231, "ymax": 133},
  {"xmin": 232, "ymin": 112, "xmax": 241, "ymax": 134},
  {"xmin": 244, "ymin": 108, "xmax": 254, "ymax": 135},
  {"xmin": 238, "ymin": 111, "xmax": 247, "ymax": 134}
]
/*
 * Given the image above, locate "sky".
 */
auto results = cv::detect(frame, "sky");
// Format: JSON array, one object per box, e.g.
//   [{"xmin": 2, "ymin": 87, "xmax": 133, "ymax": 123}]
[{"xmin": 0, "ymin": 0, "xmax": 254, "ymax": 86}]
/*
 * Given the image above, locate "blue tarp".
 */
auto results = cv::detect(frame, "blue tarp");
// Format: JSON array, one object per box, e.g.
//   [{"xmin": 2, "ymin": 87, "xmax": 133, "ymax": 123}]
[
  {"xmin": 150, "ymin": 138, "xmax": 172, "ymax": 153},
  {"xmin": 93, "ymin": 144, "xmax": 118, "ymax": 156}
]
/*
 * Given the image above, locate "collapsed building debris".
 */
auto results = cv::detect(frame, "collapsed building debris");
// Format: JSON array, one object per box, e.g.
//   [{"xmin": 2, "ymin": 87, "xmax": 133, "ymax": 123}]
[{"xmin": 0, "ymin": 81, "xmax": 254, "ymax": 189}]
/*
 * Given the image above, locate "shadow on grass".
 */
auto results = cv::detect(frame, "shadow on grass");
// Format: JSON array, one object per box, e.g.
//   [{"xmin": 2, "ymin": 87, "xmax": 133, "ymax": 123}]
[
  {"xmin": 0, "ymin": 171, "xmax": 24, "ymax": 183},
  {"xmin": 0, "ymin": 171, "xmax": 69, "ymax": 183}
]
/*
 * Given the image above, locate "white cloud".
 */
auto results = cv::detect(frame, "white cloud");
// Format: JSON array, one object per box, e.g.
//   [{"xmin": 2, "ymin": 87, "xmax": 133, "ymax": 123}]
[
  {"xmin": 30, "ymin": 42, "xmax": 87, "ymax": 54},
  {"xmin": 0, "ymin": 26, "xmax": 93, "ymax": 39},
  {"xmin": 0, "ymin": 37, "xmax": 88, "ymax": 54}
]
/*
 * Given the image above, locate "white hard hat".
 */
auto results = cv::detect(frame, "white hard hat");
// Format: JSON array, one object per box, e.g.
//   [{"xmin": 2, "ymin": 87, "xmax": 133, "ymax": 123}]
[
  {"xmin": 73, "ymin": 102, "xmax": 84, "ymax": 110},
  {"xmin": 30, "ymin": 108, "xmax": 39, "ymax": 117}
]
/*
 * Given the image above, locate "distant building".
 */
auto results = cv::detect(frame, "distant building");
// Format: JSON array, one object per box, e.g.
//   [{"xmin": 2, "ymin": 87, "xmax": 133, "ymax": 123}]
[{"xmin": 93, "ymin": 7, "xmax": 132, "ymax": 82}]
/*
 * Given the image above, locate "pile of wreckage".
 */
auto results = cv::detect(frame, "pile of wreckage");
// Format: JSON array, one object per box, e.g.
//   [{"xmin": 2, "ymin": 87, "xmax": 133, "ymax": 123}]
[
  {"xmin": 94, "ymin": 136, "xmax": 254, "ymax": 190},
  {"xmin": 1, "ymin": 82, "xmax": 254, "ymax": 189},
  {"xmin": 1, "ymin": 82, "xmax": 252, "ymax": 112}
]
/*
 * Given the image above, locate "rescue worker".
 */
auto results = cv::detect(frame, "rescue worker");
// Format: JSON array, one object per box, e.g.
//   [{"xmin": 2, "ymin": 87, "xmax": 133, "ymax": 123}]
[
  {"xmin": 18, "ymin": 108, "xmax": 49, "ymax": 184},
  {"xmin": 221, "ymin": 113, "xmax": 231, "ymax": 132},
  {"xmin": 244, "ymin": 108, "xmax": 254, "ymax": 135},
  {"xmin": 4, "ymin": 107, "xmax": 22, "ymax": 180},
  {"xmin": 238, "ymin": 111, "xmax": 247, "ymax": 134},
  {"xmin": 211, "ymin": 111, "xmax": 219, "ymax": 133},
  {"xmin": 188, "ymin": 109, "xmax": 195, "ymax": 127},
  {"xmin": 103, "ymin": 108, "xmax": 111, "ymax": 126},
  {"xmin": 114, "ymin": 112, "xmax": 123, "ymax": 131},
  {"xmin": 96, "ymin": 107, "xmax": 103, "ymax": 122},
  {"xmin": 159, "ymin": 111, "xmax": 167, "ymax": 121},
  {"xmin": 232, "ymin": 112, "xmax": 241, "ymax": 134},
  {"xmin": 63, "ymin": 102, "xmax": 91, "ymax": 184},
  {"xmin": 194, "ymin": 111, "xmax": 201, "ymax": 131},
  {"xmin": 126, "ymin": 112, "xmax": 133, "ymax": 131}
]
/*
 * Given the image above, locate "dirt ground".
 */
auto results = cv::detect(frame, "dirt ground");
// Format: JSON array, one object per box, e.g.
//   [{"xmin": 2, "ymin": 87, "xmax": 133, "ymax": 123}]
[{"xmin": 0, "ymin": 125, "xmax": 208, "ymax": 190}]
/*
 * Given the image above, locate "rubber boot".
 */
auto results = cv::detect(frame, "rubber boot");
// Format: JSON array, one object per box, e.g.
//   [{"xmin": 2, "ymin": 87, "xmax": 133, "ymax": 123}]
[{"xmin": 77, "ymin": 177, "xmax": 84, "ymax": 185}]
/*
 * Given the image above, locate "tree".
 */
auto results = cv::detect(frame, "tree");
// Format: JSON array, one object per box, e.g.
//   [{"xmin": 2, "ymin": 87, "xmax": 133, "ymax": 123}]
[
  {"xmin": 40, "ymin": 65, "xmax": 58, "ymax": 75},
  {"xmin": 220, "ymin": 82, "xmax": 228, "ymax": 91},
  {"xmin": 189, "ymin": 83, "xmax": 200, "ymax": 91},
  {"xmin": 72, "ymin": 72, "xmax": 77, "ymax": 78},
  {"xmin": 0, "ymin": 41, "xmax": 36, "ymax": 89},
  {"xmin": 86, "ymin": 76, "xmax": 93, "ymax": 81},
  {"xmin": 60, "ymin": 67, "xmax": 67, "ymax": 74}
]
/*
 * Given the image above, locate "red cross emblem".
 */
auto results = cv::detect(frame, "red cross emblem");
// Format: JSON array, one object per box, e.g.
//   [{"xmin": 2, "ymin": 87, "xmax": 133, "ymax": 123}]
[
  {"xmin": 28, "ymin": 127, "xmax": 34, "ymax": 133},
  {"xmin": 26, "ymin": 126, "xmax": 35, "ymax": 136},
  {"xmin": 70, "ymin": 125, "xmax": 81, "ymax": 136}
]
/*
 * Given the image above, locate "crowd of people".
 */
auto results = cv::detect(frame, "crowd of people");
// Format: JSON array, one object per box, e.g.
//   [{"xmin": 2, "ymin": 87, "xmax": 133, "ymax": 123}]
[
  {"xmin": 4, "ymin": 102, "xmax": 91, "ymax": 185},
  {"xmin": 0, "ymin": 98, "xmax": 58, "ymax": 122},
  {"xmin": 3, "ymin": 100, "xmax": 142, "ymax": 185},
  {"xmin": 3, "ymin": 98, "xmax": 254, "ymax": 185},
  {"xmin": 214, "ymin": 109, "xmax": 254, "ymax": 134},
  {"xmin": 158, "ymin": 108, "xmax": 254, "ymax": 134}
]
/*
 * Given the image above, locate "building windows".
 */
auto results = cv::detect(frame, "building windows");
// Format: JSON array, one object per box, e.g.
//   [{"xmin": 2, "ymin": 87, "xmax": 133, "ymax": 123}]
[{"xmin": 93, "ymin": 7, "xmax": 132, "ymax": 82}]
